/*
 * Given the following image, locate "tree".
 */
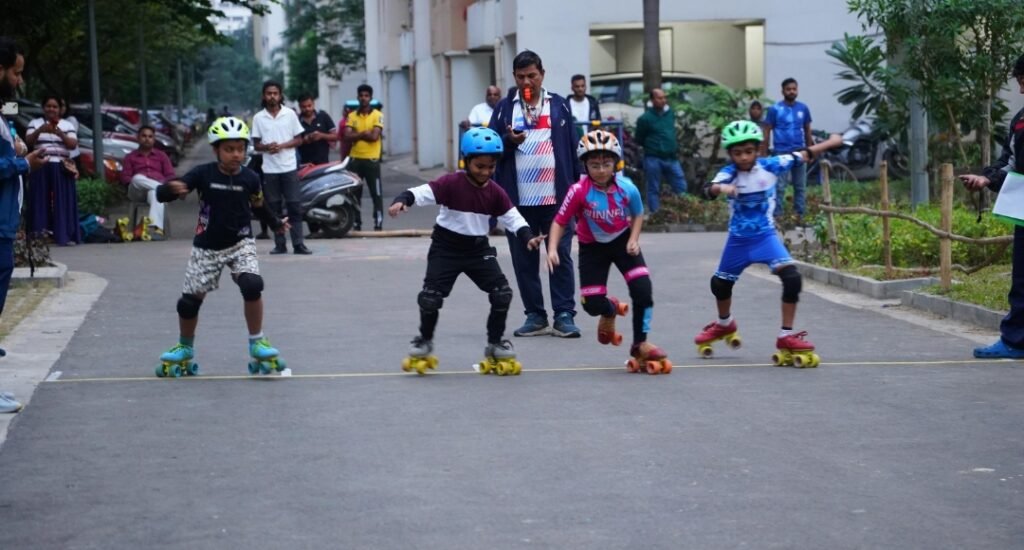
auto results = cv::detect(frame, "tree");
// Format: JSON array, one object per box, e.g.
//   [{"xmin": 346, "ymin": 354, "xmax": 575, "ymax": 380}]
[
  {"xmin": 641, "ymin": 0, "xmax": 661, "ymax": 93},
  {"xmin": 282, "ymin": 0, "xmax": 366, "ymax": 83},
  {"xmin": 199, "ymin": 25, "xmax": 265, "ymax": 113}
]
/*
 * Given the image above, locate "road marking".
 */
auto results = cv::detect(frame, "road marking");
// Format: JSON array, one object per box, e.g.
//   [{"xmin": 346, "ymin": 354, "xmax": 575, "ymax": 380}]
[
  {"xmin": 44, "ymin": 371, "xmax": 62, "ymax": 382},
  {"xmin": 41, "ymin": 358, "xmax": 1015, "ymax": 384}
]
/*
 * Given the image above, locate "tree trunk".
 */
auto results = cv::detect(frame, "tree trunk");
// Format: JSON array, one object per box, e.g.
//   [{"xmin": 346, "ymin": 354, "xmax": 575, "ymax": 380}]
[
  {"xmin": 981, "ymin": 92, "xmax": 992, "ymax": 167},
  {"xmin": 642, "ymin": 0, "xmax": 661, "ymax": 93}
]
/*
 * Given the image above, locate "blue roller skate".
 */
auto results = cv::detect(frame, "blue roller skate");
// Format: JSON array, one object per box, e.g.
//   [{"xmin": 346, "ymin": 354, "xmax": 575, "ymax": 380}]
[
  {"xmin": 247, "ymin": 337, "xmax": 288, "ymax": 375},
  {"xmin": 157, "ymin": 343, "xmax": 199, "ymax": 378}
]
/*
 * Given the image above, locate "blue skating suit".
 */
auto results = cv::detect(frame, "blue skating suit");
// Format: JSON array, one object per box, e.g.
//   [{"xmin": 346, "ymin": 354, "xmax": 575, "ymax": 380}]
[{"xmin": 710, "ymin": 153, "xmax": 802, "ymax": 281}]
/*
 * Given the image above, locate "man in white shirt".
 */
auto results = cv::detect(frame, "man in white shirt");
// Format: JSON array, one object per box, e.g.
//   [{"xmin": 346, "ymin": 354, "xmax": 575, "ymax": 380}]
[
  {"xmin": 568, "ymin": 74, "xmax": 601, "ymax": 132},
  {"xmin": 460, "ymin": 85, "xmax": 501, "ymax": 129},
  {"xmin": 251, "ymin": 80, "xmax": 311, "ymax": 255}
]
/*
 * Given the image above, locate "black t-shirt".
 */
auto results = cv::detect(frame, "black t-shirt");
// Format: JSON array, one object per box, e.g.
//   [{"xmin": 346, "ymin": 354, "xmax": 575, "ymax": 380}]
[
  {"xmin": 180, "ymin": 163, "xmax": 263, "ymax": 250},
  {"xmin": 297, "ymin": 110, "xmax": 336, "ymax": 165}
]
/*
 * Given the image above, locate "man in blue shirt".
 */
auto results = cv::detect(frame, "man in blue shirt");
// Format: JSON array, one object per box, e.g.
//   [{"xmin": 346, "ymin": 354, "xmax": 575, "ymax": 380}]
[{"xmin": 763, "ymin": 78, "xmax": 812, "ymax": 223}]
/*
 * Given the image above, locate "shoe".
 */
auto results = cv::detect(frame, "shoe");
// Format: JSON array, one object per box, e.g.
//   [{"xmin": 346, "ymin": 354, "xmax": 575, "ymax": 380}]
[
  {"xmin": 0, "ymin": 391, "xmax": 14, "ymax": 400},
  {"xmin": 149, "ymin": 227, "xmax": 166, "ymax": 241},
  {"xmin": 293, "ymin": 244, "xmax": 313, "ymax": 255},
  {"xmin": 513, "ymin": 313, "xmax": 551, "ymax": 337},
  {"xmin": 973, "ymin": 339, "xmax": 1024, "ymax": 359},
  {"xmin": 353, "ymin": 224, "xmax": 362, "ymax": 232},
  {"xmin": 0, "ymin": 347, "xmax": 6, "ymax": 357},
  {"xmin": 306, "ymin": 232, "xmax": 324, "ymax": 239},
  {"xmin": 374, "ymin": 225, "xmax": 383, "ymax": 232},
  {"xmin": 551, "ymin": 311, "xmax": 581, "ymax": 338},
  {"xmin": 270, "ymin": 246, "xmax": 288, "ymax": 255},
  {"xmin": 0, "ymin": 394, "xmax": 23, "ymax": 414},
  {"xmin": 255, "ymin": 231, "xmax": 270, "ymax": 240}
]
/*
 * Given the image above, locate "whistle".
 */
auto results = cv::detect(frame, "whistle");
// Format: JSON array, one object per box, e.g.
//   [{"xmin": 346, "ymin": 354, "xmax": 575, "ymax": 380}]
[{"xmin": 523, "ymin": 87, "xmax": 533, "ymax": 103}]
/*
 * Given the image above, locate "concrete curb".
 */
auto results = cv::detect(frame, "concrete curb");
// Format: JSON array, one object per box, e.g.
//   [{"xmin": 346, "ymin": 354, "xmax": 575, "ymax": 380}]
[
  {"xmin": 900, "ymin": 290, "xmax": 1005, "ymax": 331},
  {"xmin": 346, "ymin": 229, "xmax": 432, "ymax": 238},
  {"xmin": 793, "ymin": 260, "xmax": 938, "ymax": 299},
  {"xmin": 11, "ymin": 261, "xmax": 68, "ymax": 289},
  {"xmin": 644, "ymin": 223, "xmax": 728, "ymax": 233}
]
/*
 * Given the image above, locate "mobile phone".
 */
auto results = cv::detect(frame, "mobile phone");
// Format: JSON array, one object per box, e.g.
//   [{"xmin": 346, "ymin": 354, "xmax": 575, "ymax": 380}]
[{"xmin": 1, "ymin": 102, "xmax": 17, "ymax": 116}]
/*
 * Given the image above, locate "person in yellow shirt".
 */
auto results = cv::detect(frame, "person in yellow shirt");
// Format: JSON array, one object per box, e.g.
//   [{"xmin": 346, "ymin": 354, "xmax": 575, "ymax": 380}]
[{"xmin": 344, "ymin": 84, "xmax": 385, "ymax": 231}]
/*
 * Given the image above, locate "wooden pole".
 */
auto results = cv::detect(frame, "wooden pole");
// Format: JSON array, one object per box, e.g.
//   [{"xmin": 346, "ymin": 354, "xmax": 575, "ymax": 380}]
[
  {"xmin": 939, "ymin": 163, "xmax": 954, "ymax": 291},
  {"xmin": 880, "ymin": 161, "xmax": 893, "ymax": 279},
  {"xmin": 822, "ymin": 163, "xmax": 840, "ymax": 269}
]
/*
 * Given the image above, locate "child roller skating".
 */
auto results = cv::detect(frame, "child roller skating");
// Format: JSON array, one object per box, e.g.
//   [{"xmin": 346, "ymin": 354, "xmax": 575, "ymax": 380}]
[
  {"xmin": 697, "ymin": 120, "xmax": 840, "ymax": 367},
  {"xmin": 389, "ymin": 127, "xmax": 544, "ymax": 376},
  {"xmin": 547, "ymin": 129, "xmax": 671, "ymax": 375},
  {"xmin": 154, "ymin": 117, "xmax": 291, "ymax": 378}
]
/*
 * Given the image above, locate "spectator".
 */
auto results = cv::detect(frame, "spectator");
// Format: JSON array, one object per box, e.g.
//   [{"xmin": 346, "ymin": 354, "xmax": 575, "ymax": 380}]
[
  {"xmin": 25, "ymin": 94, "xmax": 80, "ymax": 245},
  {"xmin": 0, "ymin": 36, "xmax": 47, "ymax": 413},
  {"xmin": 120, "ymin": 125, "xmax": 174, "ymax": 240},
  {"xmin": 634, "ymin": 88, "xmax": 687, "ymax": 213},
  {"xmin": 749, "ymin": 100, "xmax": 765, "ymax": 124},
  {"xmin": 568, "ymin": 74, "xmax": 601, "ymax": 134},
  {"xmin": 336, "ymin": 101, "xmax": 357, "ymax": 160},
  {"xmin": 344, "ymin": 84, "xmax": 385, "ymax": 231},
  {"xmin": 251, "ymin": 80, "xmax": 311, "ymax": 255},
  {"xmin": 958, "ymin": 53, "xmax": 1024, "ymax": 359},
  {"xmin": 460, "ymin": 85, "xmax": 502, "ymax": 129},
  {"xmin": 763, "ymin": 78, "xmax": 813, "ymax": 223},
  {"xmin": 488, "ymin": 49, "xmax": 581, "ymax": 338},
  {"xmin": 206, "ymin": 107, "xmax": 217, "ymax": 128},
  {"xmin": 296, "ymin": 94, "xmax": 338, "ymax": 166}
]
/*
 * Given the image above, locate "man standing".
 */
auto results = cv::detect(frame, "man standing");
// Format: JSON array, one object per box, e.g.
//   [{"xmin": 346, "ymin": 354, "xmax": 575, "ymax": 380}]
[
  {"xmin": 345, "ymin": 84, "xmax": 385, "ymax": 231},
  {"xmin": 121, "ymin": 125, "xmax": 174, "ymax": 240},
  {"xmin": 568, "ymin": 74, "xmax": 601, "ymax": 131},
  {"xmin": 763, "ymin": 78, "xmax": 813, "ymax": 223},
  {"xmin": 489, "ymin": 50, "xmax": 581, "ymax": 338},
  {"xmin": 296, "ymin": 94, "xmax": 338, "ymax": 166},
  {"xmin": 251, "ymin": 80, "xmax": 311, "ymax": 255},
  {"xmin": 635, "ymin": 88, "xmax": 687, "ymax": 213},
  {"xmin": 461, "ymin": 85, "xmax": 502, "ymax": 129},
  {"xmin": 0, "ymin": 37, "xmax": 47, "ymax": 413}
]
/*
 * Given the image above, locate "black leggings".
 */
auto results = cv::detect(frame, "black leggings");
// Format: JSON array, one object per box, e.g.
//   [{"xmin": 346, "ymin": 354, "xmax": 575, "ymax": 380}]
[
  {"xmin": 578, "ymin": 232, "xmax": 653, "ymax": 344},
  {"xmin": 419, "ymin": 240, "xmax": 512, "ymax": 343}
]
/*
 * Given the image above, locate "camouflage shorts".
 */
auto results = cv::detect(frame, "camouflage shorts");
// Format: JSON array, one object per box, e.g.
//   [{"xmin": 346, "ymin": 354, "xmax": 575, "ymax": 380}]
[{"xmin": 182, "ymin": 239, "xmax": 260, "ymax": 295}]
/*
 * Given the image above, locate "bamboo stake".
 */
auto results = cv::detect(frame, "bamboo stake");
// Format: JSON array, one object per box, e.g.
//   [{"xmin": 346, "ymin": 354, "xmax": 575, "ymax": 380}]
[
  {"xmin": 880, "ymin": 161, "xmax": 892, "ymax": 279},
  {"xmin": 939, "ymin": 163, "xmax": 954, "ymax": 291},
  {"xmin": 822, "ymin": 163, "xmax": 839, "ymax": 269}
]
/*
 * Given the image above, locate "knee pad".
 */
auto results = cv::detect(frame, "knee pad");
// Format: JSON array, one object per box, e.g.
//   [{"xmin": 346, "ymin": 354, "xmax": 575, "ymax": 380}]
[
  {"xmin": 176, "ymin": 294, "xmax": 203, "ymax": 319},
  {"xmin": 418, "ymin": 289, "xmax": 444, "ymax": 313},
  {"xmin": 710, "ymin": 276, "xmax": 734, "ymax": 301},
  {"xmin": 581, "ymin": 295, "xmax": 609, "ymax": 317},
  {"xmin": 488, "ymin": 285, "xmax": 513, "ymax": 312},
  {"xmin": 628, "ymin": 277, "xmax": 653, "ymax": 310},
  {"xmin": 777, "ymin": 265, "xmax": 802, "ymax": 303},
  {"xmin": 236, "ymin": 273, "xmax": 264, "ymax": 301}
]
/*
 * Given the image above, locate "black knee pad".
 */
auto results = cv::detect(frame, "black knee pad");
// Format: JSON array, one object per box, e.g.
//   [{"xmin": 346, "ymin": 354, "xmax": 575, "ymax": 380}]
[
  {"xmin": 710, "ymin": 276, "xmax": 734, "ymax": 301},
  {"xmin": 418, "ymin": 289, "xmax": 444, "ymax": 313},
  {"xmin": 628, "ymin": 277, "xmax": 653, "ymax": 310},
  {"xmin": 489, "ymin": 285, "xmax": 513, "ymax": 312},
  {"xmin": 177, "ymin": 294, "xmax": 203, "ymax": 319},
  {"xmin": 581, "ymin": 295, "xmax": 609, "ymax": 317},
  {"xmin": 236, "ymin": 273, "xmax": 264, "ymax": 301},
  {"xmin": 777, "ymin": 265, "xmax": 802, "ymax": 303}
]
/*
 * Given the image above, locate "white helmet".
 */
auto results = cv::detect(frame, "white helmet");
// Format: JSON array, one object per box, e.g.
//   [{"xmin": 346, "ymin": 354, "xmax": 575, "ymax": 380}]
[{"xmin": 576, "ymin": 129, "xmax": 622, "ymax": 161}]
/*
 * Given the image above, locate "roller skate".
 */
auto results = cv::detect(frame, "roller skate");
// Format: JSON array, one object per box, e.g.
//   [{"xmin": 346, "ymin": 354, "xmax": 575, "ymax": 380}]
[
  {"xmin": 626, "ymin": 341, "xmax": 672, "ymax": 375},
  {"xmin": 156, "ymin": 343, "xmax": 198, "ymax": 378},
  {"xmin": 479, "ymin": 339, "xmax": 522, "ymax": 376},
  {"xmin": 597, "ymin": 297, "xmax": 629, "ymax": 346},
  {"xmin": 134, "ymin": 216, "xmax": 153, "ymax": 242},
  {"xmin": 694, "ymin": 320, "xmax": 742, "ymax": 358},
  {"xmin": 116, "ymin": 217, "xmax": 134, "ymax": 242},
  {"xmin": 401, "ymin": 336, "xmax": 438, "ymax": 375},
  {"xmin": 247, "ymin": 337, "xmax": 288, "ymax": 375},
  {"xmin": 772, "ymin": 331, "xmax": 820, "ymax": 368}
]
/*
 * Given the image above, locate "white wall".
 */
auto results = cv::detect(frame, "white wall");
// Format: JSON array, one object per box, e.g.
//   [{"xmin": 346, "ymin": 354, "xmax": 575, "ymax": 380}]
[
  {"xmin": 448, "ymin": 53, "xmax": 494, "ymax": 168},
  {"xmin": 745, "ymin": 25, "xmax": 765, "ymax": 90},
  {"xmin": 386, "ymin": 69, "xmax": 414, "ymax": 156},
  {"xmin": 413, "ymin": 0, "xmax": 445, "ymax": 167}
]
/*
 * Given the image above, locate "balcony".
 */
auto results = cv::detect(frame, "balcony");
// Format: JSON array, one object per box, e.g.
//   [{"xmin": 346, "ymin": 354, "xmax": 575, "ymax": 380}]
[
  {"xmin": 466, "ymin": 0, "xmax": 498, "ymax": 50},
  {"xmin": 430, "ymin": 0, "xmax": 474, "ymax": 55}
]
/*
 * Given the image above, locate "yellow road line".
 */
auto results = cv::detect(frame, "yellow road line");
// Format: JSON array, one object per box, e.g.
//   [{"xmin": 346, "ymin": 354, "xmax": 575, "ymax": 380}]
[{"xmin": 43, "ymin": 358, "xmax": 1014, "ymax": 384}]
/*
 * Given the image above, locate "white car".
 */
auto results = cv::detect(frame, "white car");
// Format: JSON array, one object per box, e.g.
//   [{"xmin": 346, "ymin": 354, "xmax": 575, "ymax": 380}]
[{"xmin": 589, "ymin": 72, "xmax": 723, "ymax": 126}]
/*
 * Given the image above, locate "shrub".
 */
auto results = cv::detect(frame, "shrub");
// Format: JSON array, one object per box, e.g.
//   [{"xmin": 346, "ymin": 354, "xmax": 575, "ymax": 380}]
[
  {"xmin": 647, "ymin": 193, "xmax": 730, "ymax": 227},
  {"xmin": 76, "ymin": 178, "xmax": 125, "ymax": 216}
]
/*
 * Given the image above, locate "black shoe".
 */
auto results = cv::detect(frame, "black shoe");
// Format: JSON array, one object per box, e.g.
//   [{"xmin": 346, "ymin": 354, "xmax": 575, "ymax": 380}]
[
  {"xmin": 374, "ymin": 225, "xmax": 383, "ymax": 232},
  {"xmin": 270, "ymin": 246, "xmax": 287, "ymax": 255},
  {"xmin": 293, "ymin": 244, "xmax": 313, "ymax": 255},
  {"xmin": 256, "ymin": 231, "xmax": 271, "ymax": 240}
]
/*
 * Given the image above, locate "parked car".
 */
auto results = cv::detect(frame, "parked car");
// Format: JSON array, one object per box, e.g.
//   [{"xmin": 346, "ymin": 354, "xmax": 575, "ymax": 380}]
[
  {"xmin": 71, "ymin": 106, "xmax": 181, "ymax": 165},
  {"xmin": 589, "ymin": 71, "xmax": 723, "ymax": 126}
]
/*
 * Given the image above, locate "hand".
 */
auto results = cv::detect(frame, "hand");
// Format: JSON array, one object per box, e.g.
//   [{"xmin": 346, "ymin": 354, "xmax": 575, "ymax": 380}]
[
  {"xmin": 165, "ymin": 180, "xmax": 189, "ymax": 199},
  {"xmin": 546, "ymin": 250, "xmax": 560, "ymax": 273},
  {"xmin": 459, "ymin": 120, "xmax": 470, "ymax": 130},
  {"xmin": 388, "ymin": 202, "xmax": 407, "ymax": 217},
  {"xmin": 626, "ymin": 239, "xmax": 640, "ymax": 256},
  {"xmin": 959, "ymin": 174, "xmax": 990, "ymax": 190},
  {"xmin": 14, "ymin": 137, "xmax": 27, "ymax": 156},
  {"xmin": 717, "ymin": 183, "xmax": 738, "ymax": 197},
  {"xmin": 267, "ymin": 142, "xmax": 281, "ymax": 154},
  {"xmin": 276, "ymin": 217, "xmax": 291, "ymax": 234},
  {"xmin": 507, "ymin": 125, "xmax": 526, "ymax": 145},
  {"xmin": 24, "ymin": 148, "xmax": 48, "ymax": 172},
  {"xmin": 526, "ymin": 232, "xmax": 546, "ymax": 251}
]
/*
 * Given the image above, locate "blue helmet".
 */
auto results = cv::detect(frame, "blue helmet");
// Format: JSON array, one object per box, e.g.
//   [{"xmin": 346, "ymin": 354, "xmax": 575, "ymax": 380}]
[{"xmin": 460, "ymin": 127, "xmax": 503, "ymax": 158}]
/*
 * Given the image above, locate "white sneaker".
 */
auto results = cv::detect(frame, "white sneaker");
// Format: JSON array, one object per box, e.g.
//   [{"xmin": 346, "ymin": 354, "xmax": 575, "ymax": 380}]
[{"xmin": 0, "ymin": 393, "xmax": 23, "ymax": 413}]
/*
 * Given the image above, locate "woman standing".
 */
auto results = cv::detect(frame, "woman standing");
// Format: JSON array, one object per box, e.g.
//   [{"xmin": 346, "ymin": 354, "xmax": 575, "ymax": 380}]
[{"xmin": 25, "ymin": 95, "xmax": 81, "ymax": 245}]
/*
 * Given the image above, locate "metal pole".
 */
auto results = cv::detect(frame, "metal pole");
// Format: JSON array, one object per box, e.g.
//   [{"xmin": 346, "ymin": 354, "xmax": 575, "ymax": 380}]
[
  {"xmin": 176, "ymin": 58, "xmax": 183, "ymax": 121},
  {"xmin": 88, "ymin": 0, "xmax": 105, "ymax": 182},
  {"xmin": 138, "ymin": 22, "xmax": 148, "ymax": 125},
  {"xmin": 909, "ymin": 91, "xmax": 929, "ymax": 208}
]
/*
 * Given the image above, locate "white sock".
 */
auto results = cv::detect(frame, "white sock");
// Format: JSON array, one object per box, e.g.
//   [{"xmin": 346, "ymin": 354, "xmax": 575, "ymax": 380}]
[
  {"xmin": 249, "ymin": 332, "xmax": 264, "ymax": 343},
  {"xmin": 717, "ymin": 315, "xmax": 733, "ymax": 327},
  {"xmin": 778, "ymin": 328, "xmax": 793, "ymax": 338}
]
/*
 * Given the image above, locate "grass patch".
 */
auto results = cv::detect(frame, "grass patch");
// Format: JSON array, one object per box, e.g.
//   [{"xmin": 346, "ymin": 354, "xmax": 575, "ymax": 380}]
[
  {"xmin": 0, "ymin": 286, "xmax": 52, "ymax": 341},
  {"xmin": 921, "ymin": 264, "xmax": 1010, "ymax": 312}
]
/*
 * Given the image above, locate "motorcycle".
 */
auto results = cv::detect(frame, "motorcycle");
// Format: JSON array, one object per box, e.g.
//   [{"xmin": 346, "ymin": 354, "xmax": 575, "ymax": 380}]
[{"xmin": 806, "ymin": 119, "xmax": 909, "ymax": 183}]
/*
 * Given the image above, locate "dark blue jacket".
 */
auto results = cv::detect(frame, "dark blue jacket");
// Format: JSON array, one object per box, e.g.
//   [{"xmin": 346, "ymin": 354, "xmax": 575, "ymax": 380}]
[
  {"xmin": 488, "ymin": 88, "xmax": 580, "ymax": 206},
  {"xmin": 0, "ymin": 118, "xmax": 27, "ymax": 240}
]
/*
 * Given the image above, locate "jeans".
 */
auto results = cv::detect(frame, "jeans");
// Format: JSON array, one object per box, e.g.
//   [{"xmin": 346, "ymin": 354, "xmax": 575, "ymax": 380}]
[
  {"xmin": 643, "ymin": 156, "xmax": 687, "ymax": 212},
  {"xmin": 263, "ymin": 171, "xmax": 304, "ymax": 248},
  {"xmin": 0, "ymin": 238, "xmax": 12, "ymax": 316},
  {"xmin": 775, "ymin": 160, "xmax": 807, "ymax": 218},
  {"xmin": 1002, "ymin": 225, "xmax": 1024, "ymax": 348},
  {"xmin": 505, "ymin": 205, "xmax": 576, "ymax": 318}
]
